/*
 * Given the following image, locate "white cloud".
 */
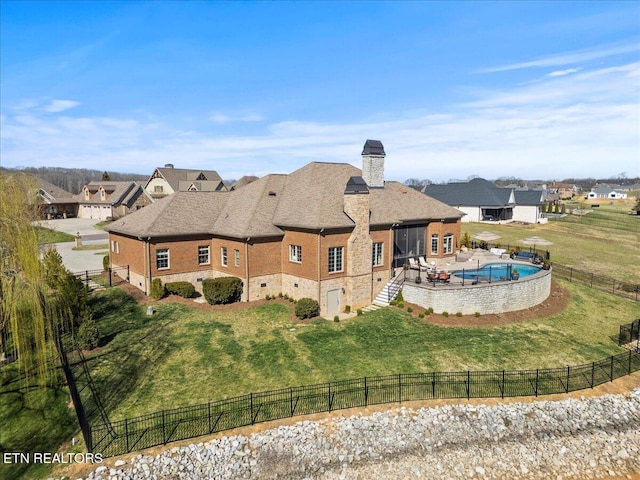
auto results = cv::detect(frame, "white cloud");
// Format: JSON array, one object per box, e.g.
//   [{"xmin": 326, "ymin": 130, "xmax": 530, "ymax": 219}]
[
  {"xmin": 1, "ymin": 61, "xmax": 638, "ymax": 182},
  {"xmin": 480, "ymin": 41, "xmax": 640, "ymax": 73},
  {"xmin": 547, "ymin": 67, "xmax": 582, "ymax": 77},
  {"xmin": 43, "ymin": 99, "xmax": 80, "ymax": 113},
  {"xmin": 210, "ymin": 112, "xmax": 263, "ymax": 123}
]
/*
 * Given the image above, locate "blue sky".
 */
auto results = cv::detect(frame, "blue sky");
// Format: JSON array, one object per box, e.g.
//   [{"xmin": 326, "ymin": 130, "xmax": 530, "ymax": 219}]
[{"xmin": 1, "ymin": 1, "xmax": 639, "ymax": 182}]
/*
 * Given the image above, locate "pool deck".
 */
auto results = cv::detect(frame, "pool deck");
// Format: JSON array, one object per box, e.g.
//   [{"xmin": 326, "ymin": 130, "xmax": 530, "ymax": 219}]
[{"xmin": 403, "ymin": 248, "xmax": 537, "ymax": 287}]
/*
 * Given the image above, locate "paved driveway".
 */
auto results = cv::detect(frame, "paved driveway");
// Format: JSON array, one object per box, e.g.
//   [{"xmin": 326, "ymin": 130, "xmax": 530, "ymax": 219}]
[{"xmin": 38, "ymin": 218, "xmax": 110, "ymax": 273}]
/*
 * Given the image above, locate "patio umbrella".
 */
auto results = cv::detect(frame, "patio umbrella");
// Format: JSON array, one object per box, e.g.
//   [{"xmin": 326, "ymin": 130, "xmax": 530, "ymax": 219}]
[
  {"xmin": 472, "ymin": 231, "xmax": 501, "ymax": 242},
  {"xmin": 520, "ymin": 236, "xmax": 553, "ymax": 246}
]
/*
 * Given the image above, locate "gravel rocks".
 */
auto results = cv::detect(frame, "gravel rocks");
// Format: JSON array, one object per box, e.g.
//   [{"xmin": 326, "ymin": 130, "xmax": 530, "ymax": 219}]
[{"xmin": 76, "ymin": 388, "xmax": 640, "ymax": 479}]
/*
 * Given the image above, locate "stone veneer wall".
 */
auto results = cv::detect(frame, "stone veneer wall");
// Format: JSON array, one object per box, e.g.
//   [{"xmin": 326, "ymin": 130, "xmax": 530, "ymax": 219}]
[
  {"xmin": 402, "ymin": 269, "xmax": 552, "ymax": 315},
  {"xmin": 281, "ymin": 273, "xmax": 318, "ymax": 302}
]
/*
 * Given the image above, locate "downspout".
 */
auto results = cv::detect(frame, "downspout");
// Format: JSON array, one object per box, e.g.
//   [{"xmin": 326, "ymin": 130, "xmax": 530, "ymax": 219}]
[
  {"xmin": 317, "ymin": 229, "xmax": 323, "ymax": 306},
  {"xmin": 390, "ymin": 224, "xmax": 397, "ymax": 278},
  {"xmin": 245, "ymin": 238, "xmax": 250, "ymax": 302},
  {"xmin": 141, "ymin": 236, "xmax": 151, "ymax": 295}
]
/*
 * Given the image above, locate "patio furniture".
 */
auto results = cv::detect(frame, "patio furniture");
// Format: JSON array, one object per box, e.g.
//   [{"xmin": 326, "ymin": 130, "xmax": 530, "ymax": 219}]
[
  {"xmin": 438, "ymin": 272, "xmax": 451, "ymax": 283},
  {"xmin": 408, "ymin": 258, "xmax": 426, "ymax": 271},
  {"xmin": 419, "ymin": 256, "xmax": 430, "ymax": 269}
]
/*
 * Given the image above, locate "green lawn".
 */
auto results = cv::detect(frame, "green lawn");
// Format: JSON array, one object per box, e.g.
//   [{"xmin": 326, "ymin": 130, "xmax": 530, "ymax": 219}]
[
  {"xmin": 462, "ymin": 201, "xmax": 640, "ymax": 281},
  {"xmin": 35, "ymin": 226, "xmax": 75, "ymax": 244},
  {"xmin": 83, "ymin": 280, "xmax": 637, "ymax": 421}
]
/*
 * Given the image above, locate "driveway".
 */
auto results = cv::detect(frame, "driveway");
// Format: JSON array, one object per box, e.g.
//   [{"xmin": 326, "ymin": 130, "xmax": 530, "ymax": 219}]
[{"xmin": 38, "ymin": 218, "xmax": 110, "ymax": 273}]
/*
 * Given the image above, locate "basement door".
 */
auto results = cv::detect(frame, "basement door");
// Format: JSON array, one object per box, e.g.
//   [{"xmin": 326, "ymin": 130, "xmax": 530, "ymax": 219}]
[{"xmin": 327, "ymin": 289, "xmax": 340, "ymax": 315}]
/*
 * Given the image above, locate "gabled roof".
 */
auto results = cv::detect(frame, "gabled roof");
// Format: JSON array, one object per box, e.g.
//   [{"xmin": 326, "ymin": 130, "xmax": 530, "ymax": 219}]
[
  {"xmin": 107, "ymin": 161, "xmax": 463, "ymax": 239},
  {"xmin": 231, "ymin": 175, "xmax": 260, "ymax": 190},
  {"xmin": 148, "ymin": 167, "xmax": 225, "ymax": 192},
  {"xmin": 423, "ymin": 178, "xmax": 514, "ymax": 207},
  {"xmin": 514, "ymin": 190, "xmax": 545, "ymax": 206},
  {"xmin": 81, "ymin": 181, "xmax": 143, "ymax": 206},
  {"xmin": 37, "ymin": 179, "xmax": 76, "ymax": 204}
]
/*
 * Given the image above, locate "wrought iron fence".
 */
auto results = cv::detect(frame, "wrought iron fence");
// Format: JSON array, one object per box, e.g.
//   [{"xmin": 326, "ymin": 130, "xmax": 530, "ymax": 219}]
[
  {"xmin": 90, "ymin": 349, "xmax": 640, "ymax": 458},
  {"xmin": 619, "ymin": 319, "xmax": 640, "ymax": 346},
  {"xmin": 73, "ymin": 266, "xmax": 129, "ymax": 290},
  {"xmin": 552, "ymin": 264, "xmax": 639, "ymax": 301}
]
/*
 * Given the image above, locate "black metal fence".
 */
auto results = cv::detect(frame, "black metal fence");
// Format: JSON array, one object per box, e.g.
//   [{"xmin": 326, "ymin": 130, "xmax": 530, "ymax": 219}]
[
  {"xmin": 552, "ymin": 264, "xmax": 639, "ymax": 301},
  {"xmin": 73, "ymin": 266, "xmax": 129, "ymax": 290},
  {"xmin": 90, "ymin": 349, "xmax": 640, "ymax": 458},
  {"xmin": 619, "ymin": 319, "xmax": 640, "ymax": 346}
]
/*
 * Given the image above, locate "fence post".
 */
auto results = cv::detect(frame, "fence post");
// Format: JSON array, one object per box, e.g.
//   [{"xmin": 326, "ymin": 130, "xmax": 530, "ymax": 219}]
[
  {"xmin": 566, "ymin": 366, "xmax": 570, "ymax": 393},
  {"xmin": 109, "ymin": 267, "xmax": 112, "ymax": 287},
  {"xmin": 328, "ymin": 382, "xmax": 332, "ymax": 412},
  {"xmin": 535, "ymin": 369, "xmax": 539, "ymax": 396},
  {"xmin": 208, "ymin": 402, "xmax": 212, "ymax": 433},
  {"xmin": 162, "ymin": 410, "xmax": 166, "ymax": 444},
  {"xmin": 398, "ymin": 373, "xmax": 402, "ymax": 403},
  {"xmin": 250, "ymin": 393, "xmax": 254, "ymax": 424},
  {"xmin": 501, "ymin": 370, "xmax": 505, "ymax": 399},
  {"xmin": 85, "ymin": 270, "xmax": 89, "ymax": 286},
  {"xmin": 629, "ymin": 350, "xmax": 632, "ymax": 375},
  {"xmin": 431, "ymin": 372, "xmax": 436, "ymax": 398},
  {"xmin": 466, "ymin": 371, "xmax": 470, "ymax": 399},
  {"xmin": 289, "ymin": 387, "xmax": 293, "ymax": 416},
  {"xmin": 610, "ymin": 356, "xmax": 614, "ymax": 381},
  {"xmin": 364, "ymin": 377, "xmax": 368, "ymax": 407},
  {"xmin": 591, "ymin": 362, "xmax": 595, "ymax": 388},
  {"xmin": 125, "ymin": 418, "xmax": 129, "ymax": 452}
]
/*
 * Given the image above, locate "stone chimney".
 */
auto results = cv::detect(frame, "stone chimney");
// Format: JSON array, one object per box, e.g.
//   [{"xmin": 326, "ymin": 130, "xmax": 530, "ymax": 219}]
[
  {"xmin": 361, "ymin": 139, "xmax": 385, "ymax": 188},
  {"xmin": 343, "ymin": 176, "xmax": 373, "ymax": 310}
]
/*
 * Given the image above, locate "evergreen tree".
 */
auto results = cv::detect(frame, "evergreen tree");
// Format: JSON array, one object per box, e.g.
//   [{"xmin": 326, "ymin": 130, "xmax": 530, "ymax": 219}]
[{"xmin": 102, "ymin": 171, "xmax": 111, "ymax": 181}]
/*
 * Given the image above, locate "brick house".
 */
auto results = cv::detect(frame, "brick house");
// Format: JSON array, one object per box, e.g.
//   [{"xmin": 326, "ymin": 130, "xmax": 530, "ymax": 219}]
[{"xmin": 106, "ymin": 140, "xmax": 463, "ymax": 315}]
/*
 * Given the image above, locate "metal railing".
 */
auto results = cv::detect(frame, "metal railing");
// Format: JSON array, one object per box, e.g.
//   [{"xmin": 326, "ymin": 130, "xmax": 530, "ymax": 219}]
[{"xmin": 91, "ymin": 349, "xmax": 640, "ymax": 458}]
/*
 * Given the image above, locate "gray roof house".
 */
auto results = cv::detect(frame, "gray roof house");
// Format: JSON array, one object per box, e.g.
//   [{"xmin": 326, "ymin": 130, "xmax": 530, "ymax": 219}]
[
  {"xmin": 36, "ymin": 178, "xmax": 78, "ymax": 219},
  {"xmin": 145, "ymin": 165, "xmax": 227, "ymax": 199},
  {"xmin": 423, "ymin": 178, "xmax": 546, "ymax": 224},
  {"xmin": 78, "ymin": 181, "xmax": 154, "ymax": 220}
]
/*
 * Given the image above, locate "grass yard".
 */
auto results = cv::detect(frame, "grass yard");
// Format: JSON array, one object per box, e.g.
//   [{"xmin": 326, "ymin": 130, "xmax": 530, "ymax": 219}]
[
  {"xmin": 34, "ymin": 226, "xmax": 75, "ymax": 244},
  {"xmin": 84, "ymin": 280, "xmax": 638, "ymax": 421},
  {"xmin": 462, "ymin": 200, "xmax": 640, "ymax": 281}
]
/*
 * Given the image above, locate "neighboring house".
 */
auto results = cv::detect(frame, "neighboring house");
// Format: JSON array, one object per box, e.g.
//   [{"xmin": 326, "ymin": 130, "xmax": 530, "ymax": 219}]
[
  {"xmin": 230, "ymin": 175, "xmax": 259, "ymax": 190},
  {"xmin": 145, "ymin": 165, "xmax": 227, "ymax": 199},
  {"xmin": 586, "ymin": 187, "xmax": 628, "ymax": 200},
  {"xmin": 78, "ymin": 181, "xmax": 154, "ymax": 220},
  {"xmin": 36, "ymin": 179, "xmax": 78, "ymax": 219},
  {"xmin": 547, "ymin": 182, "xmax": 578, "ymax": 199},
  {"xmin": 106, "ymin": 140, "xmax": 463, "ymax": 316},
  {"xmin": 513, "ymin": 190, "xmax": 548, "ymax": 224},
  {"xmin": 423, "ymin": 178, "xmax": 546, "ymax": 224}
]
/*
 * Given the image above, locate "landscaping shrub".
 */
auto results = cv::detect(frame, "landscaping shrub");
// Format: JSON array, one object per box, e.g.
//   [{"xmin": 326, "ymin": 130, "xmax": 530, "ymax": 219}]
[
  {"xmin": 396, "ymin": 289, "xmax": 404, "ymax": 302},
  {"xmin": 165, "ymin": 281, "xmax": 196, "ymax": 298},
  {"xmin": 333, "ymin": 315, "xmax": 340, "ymax": 322},
  {"xmin": 150, "ymin": 278, "xmax": 166, "ymax": 300},
  {"xmin": 55, "ymin": 272, "xmax": 92, "ymax": 326},
  {"xmin": 75, "ymin": 320, "xmax": 99, "ymax": 351},
  {"xmin": 295, "ymin": 298, "xmax": 320, "ymax": 319},
  {"xmin": 442, "ymin": 311, "xmax": 449, "ymax": 317},
  {"xmin": 102, "ymin": 254, "xmax": 109, "ymax": 271},
  {"xmin": 456, "ymin": 312, "xmax": 463, "ymax": 317},
  {"xmin": 356, "ymin": 308, "xmax": 363, "ymax": 316},
  {"xmin": 344, "ymin": 305, "xmax": 351, "ymax": 313},
  {"xmin": 397, "ymin": 302, "xmax": 404, "ymax": 308},
  {"xmin": 389, "ymin": 300, "xmax": 397, "ymax": 306},
  {"xmin": 407, "ymin": 307, "xmax": 413, "ymax": 313},
  {"xmin": 202, "ymin": 277, "xmax": 243, "ymax": 305},
  {"xmin": 43, "ymin": 247, "xmax": 67, "ymax": 288},
  {"xmin": 475, "ymin": 311, "xmax": 481, "ymax": 318},
  {"xmin": 418, "ymin": 313, "xmax": 424, "ymax": 319}
]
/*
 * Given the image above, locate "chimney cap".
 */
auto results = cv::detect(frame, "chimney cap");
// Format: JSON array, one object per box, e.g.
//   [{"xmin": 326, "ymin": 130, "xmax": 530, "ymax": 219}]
[
  {"xmin": 164, "ymin": 163, "xmax": 174, "ymax": 168},
  {"xmin": 344, "ymin": 176, "xmax": 369, "ymax": 195},
  {"xmin": 362, "ymin": 139, "xmax": 385, "ymax": 156}
]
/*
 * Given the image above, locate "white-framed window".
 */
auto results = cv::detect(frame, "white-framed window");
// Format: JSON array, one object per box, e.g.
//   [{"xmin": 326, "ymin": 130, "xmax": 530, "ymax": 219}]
[
  {"xmin": 156, "ymin": 248, "xmax": 169, "ymax": 270},
  {"xmin": 328, "ymin": 246, "xmax": 344, "ymax": 273},
  {"xmin": 372, "ymin": 242, "xmax": 383, "ymax": 266},
  {"xmin": 431, "ymin": 234, "xmax": 439, "ymax": 255},
  {"xmin": 221, "ymin": 247, "xmax": 227, "ymax": 266},
  {"xmin": 111, "ymin": 240, "xmax": 119, "ymax": 254},
  {"xmin": 289, "ymin": 245, "xmax": 302, "ymax": 263},
  {"xmin": 234, "ymin": 249, "xmax": 240, "ymax": 267},
  {"xmin": 443, "ymin": 234, "xmax": 454, "ymax": 254},
  {"xmin": 198, "ymin": 245, "xmax": 210, "ymax": 265}
]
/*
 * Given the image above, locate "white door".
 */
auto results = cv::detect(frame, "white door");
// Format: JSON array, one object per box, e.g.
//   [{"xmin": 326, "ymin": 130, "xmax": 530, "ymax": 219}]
[{"xmin": 327, "ymin": 289, "xmax": 340, "ymax": 315}]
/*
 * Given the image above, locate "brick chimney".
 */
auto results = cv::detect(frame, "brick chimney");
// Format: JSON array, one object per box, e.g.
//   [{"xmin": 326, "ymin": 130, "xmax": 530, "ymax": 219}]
[{"xmin": 361, "ymin": 139, "xmax": 385, "ymax": 188}]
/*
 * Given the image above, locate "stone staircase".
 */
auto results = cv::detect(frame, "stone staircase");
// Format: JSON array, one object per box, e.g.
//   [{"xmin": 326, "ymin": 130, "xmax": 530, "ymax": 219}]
[{"xmin": 373, "ymin": 275, "xmax": 404, "ymax": 306}]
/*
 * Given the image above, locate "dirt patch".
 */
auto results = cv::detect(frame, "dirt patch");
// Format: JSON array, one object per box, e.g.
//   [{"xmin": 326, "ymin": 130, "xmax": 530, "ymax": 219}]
[{"xmin": 405, "ymin": 279, "xmax": 571, "ymax": 327}]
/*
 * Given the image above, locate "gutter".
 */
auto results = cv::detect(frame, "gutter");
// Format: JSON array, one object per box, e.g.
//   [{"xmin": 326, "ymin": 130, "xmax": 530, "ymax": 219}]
[{"xmin": 245, "ymin": 237, "xmax": 250, "ymax": 302}]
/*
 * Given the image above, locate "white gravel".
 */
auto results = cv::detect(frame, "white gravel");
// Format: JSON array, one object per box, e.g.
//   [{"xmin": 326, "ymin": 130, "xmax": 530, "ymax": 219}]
[{"xmin": 71, "ymin": 388, "xmax": 640, "ymax": 479}]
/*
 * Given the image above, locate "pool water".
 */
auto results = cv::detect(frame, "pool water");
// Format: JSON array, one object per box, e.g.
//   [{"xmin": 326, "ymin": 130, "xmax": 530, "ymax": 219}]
[{"xmin": 453, "ymin": 263, "xmax": 541, "ymax": 282}]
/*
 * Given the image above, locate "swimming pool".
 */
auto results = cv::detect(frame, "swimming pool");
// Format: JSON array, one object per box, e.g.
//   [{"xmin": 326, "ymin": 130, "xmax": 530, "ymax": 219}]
[{"xmin": 453, "ymin": 262, "xmax": 541, "ymax": 282}]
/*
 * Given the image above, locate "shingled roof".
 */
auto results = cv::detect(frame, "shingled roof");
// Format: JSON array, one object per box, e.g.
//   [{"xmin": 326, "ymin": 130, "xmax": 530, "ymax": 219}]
[
  {"xmin": 149, "ymin": 167, "xmax": 225, "ymax": 192},
  {"xmin": 37, "ymin": 179, "xmax": 77, "ymax": 203},
  {"xmin": 107, "ymin": 161, "xmax": 462, "ymax": 239},
  {"xmin": 423, "ymin": 178, "xmax": 514, "ymax": 207}
]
